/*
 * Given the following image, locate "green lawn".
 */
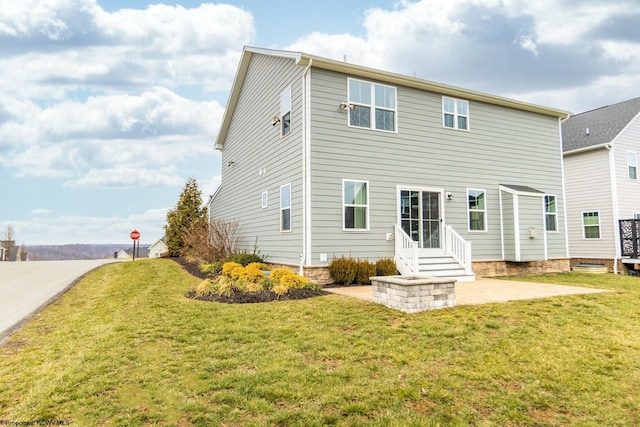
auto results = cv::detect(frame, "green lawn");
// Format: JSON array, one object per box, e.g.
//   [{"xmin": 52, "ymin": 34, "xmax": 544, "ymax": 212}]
[{"xmin": 1, "ymin": 260, "xmax": 639, "ymax": 426}]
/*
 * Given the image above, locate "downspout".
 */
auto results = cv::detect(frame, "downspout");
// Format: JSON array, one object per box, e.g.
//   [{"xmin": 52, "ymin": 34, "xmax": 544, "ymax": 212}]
[
  {"xmin": 607, "ymin": 143, "xmax": 619, "ymax": 274},
  {"xmin": 300, "ymin": 58, "xmax": 313, "ymax": 276}
]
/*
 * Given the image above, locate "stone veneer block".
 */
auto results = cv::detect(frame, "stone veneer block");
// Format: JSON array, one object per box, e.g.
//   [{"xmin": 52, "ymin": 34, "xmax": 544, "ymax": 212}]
[{"xmin": 370, "ymin": 275, "xmax": 456, "ymax": 313}]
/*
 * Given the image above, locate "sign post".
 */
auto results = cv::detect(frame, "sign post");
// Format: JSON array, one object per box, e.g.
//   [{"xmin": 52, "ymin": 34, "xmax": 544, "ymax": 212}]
[{"xmin": 130, "ymin": 230, "xmax": 140, "ymax": 260}]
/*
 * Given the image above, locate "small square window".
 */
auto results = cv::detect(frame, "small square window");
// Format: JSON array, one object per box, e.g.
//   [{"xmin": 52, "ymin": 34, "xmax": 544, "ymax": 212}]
[
  {"xmin": 583, "ymin": 211, "xmax": 600, "ymax": 239},
  {"xmin": 262, "ymin": 191, "xmax": 268, "ymax": 208}
]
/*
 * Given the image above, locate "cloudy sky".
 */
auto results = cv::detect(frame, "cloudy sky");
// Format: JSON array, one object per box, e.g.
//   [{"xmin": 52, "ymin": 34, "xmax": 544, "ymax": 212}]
[{"xmin": 1, "ymin": 0, "xmax": 639, "ymax": 245}]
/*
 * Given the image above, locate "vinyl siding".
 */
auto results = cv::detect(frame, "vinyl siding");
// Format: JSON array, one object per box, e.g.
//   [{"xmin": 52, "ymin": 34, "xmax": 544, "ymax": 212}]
[
  {"xmin": 564, "ymin": 148, "xmax": 615, "ymax": 258},
  {"xmin": 613, "ymin": 114, "xmax": 640, "ymax": 219},
  {"xmin": 501, "ymin": 192, "xmax": 516, "ymax": 260},
  {"xmin": 308, "ymin": 68, "xmax": 567, "ymax": 263},
  {"xmin": 210, "ymin": 54, "xmax": 305, "ymax": 264},
  {"xmin": 517, "ymin": 195, "xmax": 546, "ymax": 261}
]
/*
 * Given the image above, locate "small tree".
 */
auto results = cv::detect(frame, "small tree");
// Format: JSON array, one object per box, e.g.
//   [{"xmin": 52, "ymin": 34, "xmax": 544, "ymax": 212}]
[{"xmin": 165, "ymin": 178, "xmax": 207, "ymax": 257}]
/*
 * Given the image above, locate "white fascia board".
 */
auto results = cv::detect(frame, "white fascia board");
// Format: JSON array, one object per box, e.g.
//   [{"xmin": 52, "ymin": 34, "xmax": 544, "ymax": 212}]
[
  {"xmin": 498, "ymin": 185, "xmax": 545, "ymax": 198},
  {"xmin": 563, "ymin": 142, "xmax": 611, "ymax": 157}
]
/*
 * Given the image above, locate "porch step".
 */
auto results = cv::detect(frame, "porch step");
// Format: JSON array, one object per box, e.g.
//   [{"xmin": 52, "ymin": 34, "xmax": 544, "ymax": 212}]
[{"xmin": 415, "ymin": 256, "xmax": 475, "ymax": 282}]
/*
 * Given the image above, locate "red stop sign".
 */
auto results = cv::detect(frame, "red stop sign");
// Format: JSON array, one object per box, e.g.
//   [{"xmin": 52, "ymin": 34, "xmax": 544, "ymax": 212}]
[{"xmin": 130, "ymin": 230, "xmax": 140, "ymax": 240}]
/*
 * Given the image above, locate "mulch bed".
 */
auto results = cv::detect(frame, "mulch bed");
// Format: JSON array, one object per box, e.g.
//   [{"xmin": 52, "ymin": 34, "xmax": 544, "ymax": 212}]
[{"xmin": 172, "ymin": 257, "xmax": 330, "ymax": 304}]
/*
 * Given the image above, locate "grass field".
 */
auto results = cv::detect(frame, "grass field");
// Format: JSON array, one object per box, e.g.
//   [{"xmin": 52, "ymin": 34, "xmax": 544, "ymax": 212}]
[{"xmin": 0, "ymin": 259, "xmax": 639, "ymax": 426}]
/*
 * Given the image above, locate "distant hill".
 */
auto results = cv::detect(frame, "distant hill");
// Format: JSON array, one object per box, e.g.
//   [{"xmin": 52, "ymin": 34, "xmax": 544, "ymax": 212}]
[{"xmin": 25, "ymin": 244, "xmax": 143, "ymax": 261}]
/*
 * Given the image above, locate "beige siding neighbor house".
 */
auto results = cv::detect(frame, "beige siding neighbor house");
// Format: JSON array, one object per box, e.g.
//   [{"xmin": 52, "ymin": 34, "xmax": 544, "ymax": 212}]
[
  {"xmin": 209, "ymin": 47, "xmax": 571, "ymax": 283},
  {"xmin": 562, "ymin": 97, "xmax": 640, "ymax": 273}
]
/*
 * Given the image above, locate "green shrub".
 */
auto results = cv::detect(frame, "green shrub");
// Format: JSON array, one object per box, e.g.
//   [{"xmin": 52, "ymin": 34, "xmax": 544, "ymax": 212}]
[
  {"xmin": 355, "ymin": 259, "xmax": 377, "ymax": 285},
  {"xmin": 376, "ymin": 257, "xmax": 398, "ymax": 276},
  {"xmin": 226, "ymin": 252, "xmax": 265, "ymax": 266},
  {"xmin": 328, "ymin": 255, "xmax": 357, "ymax": 285},
  {"xmin": 199, "ymin": 261, "xmax": 223, "ymax": 276}
]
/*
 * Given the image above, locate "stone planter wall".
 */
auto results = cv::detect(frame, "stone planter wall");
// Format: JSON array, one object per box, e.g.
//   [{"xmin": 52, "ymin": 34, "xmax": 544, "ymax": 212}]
[{"xmin": 371, "ymin": 276, "xmax": 456, "ymax": 313}]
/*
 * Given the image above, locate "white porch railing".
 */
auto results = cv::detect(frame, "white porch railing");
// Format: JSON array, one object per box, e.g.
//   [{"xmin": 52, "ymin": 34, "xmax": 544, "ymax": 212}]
[
  {"xmin": 394, "ymin": 225, "xmax": 418, "ymax": 275},
  {"xmin": 445, "ymin": 225, "xmax": 473, "ymax": 275}
]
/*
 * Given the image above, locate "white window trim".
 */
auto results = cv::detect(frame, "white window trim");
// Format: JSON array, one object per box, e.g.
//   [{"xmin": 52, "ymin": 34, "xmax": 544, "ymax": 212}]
[
  {"xmin": 582, "ymin": 210, "xmax": 601, "ymax": 240},
  {"xmin": 544, "ymin": 194, "xmax": 558, "ymax": 233},
  {"xmin": 442, "ymin": 96, "xmax": 470, "ymax": 131},
  {"xmin": 280, "ymin": 183, "xmax": 291, "ymax": 232},
  {"xmin": 262, "ymin": 191, "xmax": 268, "ymax": 209},
  {"xmin": 342, "ymin": 179, "xmax": 370, "ymax": 232},
  {"xmin": 467, "ymin": 188, "xmax": 487, "ymax": 232},
  {"xmin": 628, "ymin": 151, "xmax": 637, "ymax": 180},
  {"xmin": 281, "ymin": 86, "xmax": 291, "ymax": 138},
  {"xmin": 347, "ymin": 78, "xmax": 397, "ymax": 133}
]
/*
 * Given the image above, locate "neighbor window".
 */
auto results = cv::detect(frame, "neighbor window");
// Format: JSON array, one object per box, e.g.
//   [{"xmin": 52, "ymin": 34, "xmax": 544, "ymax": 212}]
[
  {"xmin": 443, "ymin": 97, "xmax": 469, "ymax": 130},
  {"xmin": 468, "ymin": 189, "xmax": 486, "ymax": 231},
  {"xmin": 343, "ymin": 180, "xmax": 369, "ymax": 230},
  {"xmin": 281, "ymin": 87, "xmax": 291, "ymax": 136},
  {"xmin": 348, "ymin": 79, "xmax": 396, "ymax": 132},
  {"xmin": 280, "ymin": 184, "xmax": 291, "ymax": 231},
  {"xmin": 582, "ymin": 211, "xmax": 600, "ymax": 239},
  {"xmin": 544, "ymin": 195, "xmax": 557, "ymax": 232},
  {"xmin": 262, "ymin": 191, "xmax": 268, "ymax": 209},
  {"xmin": 628, "ymin": 151, "xmax": 637, "ymax": 179}
]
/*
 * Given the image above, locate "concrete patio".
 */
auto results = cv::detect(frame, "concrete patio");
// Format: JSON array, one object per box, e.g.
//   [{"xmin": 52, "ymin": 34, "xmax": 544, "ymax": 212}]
[{"xmin": 324, "ymin": 278, "xmax": 611, "ymax": 305}]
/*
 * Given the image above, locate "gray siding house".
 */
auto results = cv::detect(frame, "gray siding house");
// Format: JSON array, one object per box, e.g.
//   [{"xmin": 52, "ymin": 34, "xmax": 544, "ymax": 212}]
[
  {"xmin": 209, "ymin": 47, "xmax": 570, "ymax": 283},
  {"xmin": 562, "ymin": 97, "xmax": 640, "ymax": 273}
]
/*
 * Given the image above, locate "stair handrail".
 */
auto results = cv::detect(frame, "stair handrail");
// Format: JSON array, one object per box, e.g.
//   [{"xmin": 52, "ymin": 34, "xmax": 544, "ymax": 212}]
[
  {"xmin": 445, "ymin": 225, "xmax": 472, "ymax": 275},
  {"xmin": 394, "ymin": 225, "xmax": 418, "ymax": 275}
]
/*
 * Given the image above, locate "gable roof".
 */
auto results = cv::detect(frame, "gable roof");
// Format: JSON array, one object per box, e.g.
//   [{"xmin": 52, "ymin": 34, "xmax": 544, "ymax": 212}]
[
  {"xmin": 562, "ymin": 96, "xmax": 640, "ymax": 153},
  {"xmin": 215, "ymin": 46, "xmax": 570, "ymax": 149}
]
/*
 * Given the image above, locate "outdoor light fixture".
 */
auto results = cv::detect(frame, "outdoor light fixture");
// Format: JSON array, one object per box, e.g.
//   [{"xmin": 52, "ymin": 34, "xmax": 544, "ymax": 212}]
[
  {"xmin": 227, "ymin": 161, "xmax": 235, "ymax": 167},
  {"xmin": 446, "ymin": 192, "xmax": 453, "ymax": 200},
  {"xmin": 339, "ymin": 102, "xmax": 355, "ymax": 110},
  {"xmin": 272, "ymin": 116, "xmax": 281, "ymax": 126}
]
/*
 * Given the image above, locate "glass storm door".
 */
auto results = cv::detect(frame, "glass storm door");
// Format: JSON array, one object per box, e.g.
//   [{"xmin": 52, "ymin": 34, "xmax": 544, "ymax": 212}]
[{"xmin": 400, "ymin": 190, "xmax": 442, "ymax": 249}]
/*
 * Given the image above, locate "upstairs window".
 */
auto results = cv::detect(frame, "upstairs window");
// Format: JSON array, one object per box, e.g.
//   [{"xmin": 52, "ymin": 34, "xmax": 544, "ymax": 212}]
[
  {"xmin": 468, "ymin": 189, "xmax": 486, "ymax": 231},
  {"xmin": 280, "ymin": 184, "xmax": 291, "ymax": 232},
  {"xmin": 582, "ymin": 211, "xmax": 600, "ymax": 239},
  {"xmin": 443, "ymin": 97, "xmax": 469, "ymax": 130},
  {"xmin": 343, "ymin": 180, "xmax": 369, "ymax": 230},
  {"xmin": 281, "ymin": 87, "xmax": 291, "ymax": 136},
  {"xmin": 628, "ymin": 151, "xmax": 637, "ymax": 179},
  {"xmin": 348, "ymin": 79, "xmax": 396, "ymax": 132},
  {"xmin": 544, "ymin": 195, "xmax": 557, "ymax": 232}
]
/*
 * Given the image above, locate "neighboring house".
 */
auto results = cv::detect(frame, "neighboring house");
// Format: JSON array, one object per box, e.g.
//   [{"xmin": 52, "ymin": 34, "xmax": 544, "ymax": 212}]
[
  {"xmin": 0, "ymin": 241, "xmax": 26, "ymax": 261},
  {"xmin": 148, "ymin": 236, "xmax": 168, "ymax": 258},
  {"xmin": 115, "ymin": 249, "xmax": 130, "ymax": 259},
  {"xmin": 209, "ymin": 47, "xmax": 570, "ymax": 283},
  {"xmin": 562, "ymin": 97, "xmax": 640, "ymax": 273}
]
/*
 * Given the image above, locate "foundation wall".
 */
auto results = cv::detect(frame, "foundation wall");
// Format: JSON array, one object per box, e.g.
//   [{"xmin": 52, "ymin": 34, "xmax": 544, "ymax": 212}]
[{"xmin": 472, "ymin": 258, "xmax": 571, "ymax": 277}]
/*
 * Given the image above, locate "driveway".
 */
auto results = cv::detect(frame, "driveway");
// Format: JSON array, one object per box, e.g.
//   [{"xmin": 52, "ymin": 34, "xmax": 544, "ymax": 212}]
[
  {"xmin": 325, "ymin": 278, "xmax": 611, "ymax": 305},
  {"xmin": 0, "ymin": 259, "xmax": 119, "ymax": 342}
]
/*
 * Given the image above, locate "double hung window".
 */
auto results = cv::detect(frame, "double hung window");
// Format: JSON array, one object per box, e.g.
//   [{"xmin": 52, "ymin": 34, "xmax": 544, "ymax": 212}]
[
  {"xmin": 467, "ymin": 189, "xmax": 486, "ymax": 231},
  {"xmin": 348, "ymin": 79, "xmax": 396, "ymax": 132},
  {"xmin": 281, "ymin": 87, "xmax": 291, "ymax": 136},
  {"xmin": 544, "ymin": 195, "xmax": 557, "ymax": 232},
  {"xmin": 343, "ymin": 180, "xmax": 369, "ymax": 230},
  {"xmin": 280, "ymin": 184, "xmax": 291, "ymax": 231},
  {"xmin": 582, "ymin": 211, "xmax": 600, "ymax": 239},
  {"xmin": 628, "ymin": 151, "xmax": 637, "ymax": 179},
  {"xmin": 443, "ymin": 97, "xmax": 469, "ymax": 130}
]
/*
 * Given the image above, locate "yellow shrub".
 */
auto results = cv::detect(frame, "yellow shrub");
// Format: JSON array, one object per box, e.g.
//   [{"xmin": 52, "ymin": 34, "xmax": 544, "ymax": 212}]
[
  {"xmin": 195, "ymin": 279, "xmax": 213, "ymax": 296},
  {"xmin": 270, "ymin": 268, "xmax": 295, "ymax": 283},
  {"xmin": 280, "ymin": 274, "xmax": 308, "ymax": 289},
  {"xmin": 247, "ymin": 262, "xmax": 269, "ymax": 271},
  {"xmin": 272, "ymin": 284, "xmax": 288, "ymax": 296},
  {"xmin": 222, "ymin": 262, "xmax": 242, "ymax": 278},
  {"xmin": 244, "ymin": 280, "xmax": 266, "ymax": 293},
  {"xmin": 239, "ymin": 265, "xmax": 266, "ymax": 284},
  {"xmin": 230, "ymin": 265, "xmax": 245, "ymax": 280}
]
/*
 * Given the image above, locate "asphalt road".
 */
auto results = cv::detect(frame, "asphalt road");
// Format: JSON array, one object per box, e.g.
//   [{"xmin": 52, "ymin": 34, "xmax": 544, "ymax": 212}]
[{"xmin": 0, "ymin": 259, "xmax": 120, "ymax": 342}]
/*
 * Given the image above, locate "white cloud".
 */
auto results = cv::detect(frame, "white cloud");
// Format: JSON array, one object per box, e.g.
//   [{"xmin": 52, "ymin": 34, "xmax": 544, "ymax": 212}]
[{"xmin": 0, "ymin": 207, "xmax": 169, "ymax": 245}]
